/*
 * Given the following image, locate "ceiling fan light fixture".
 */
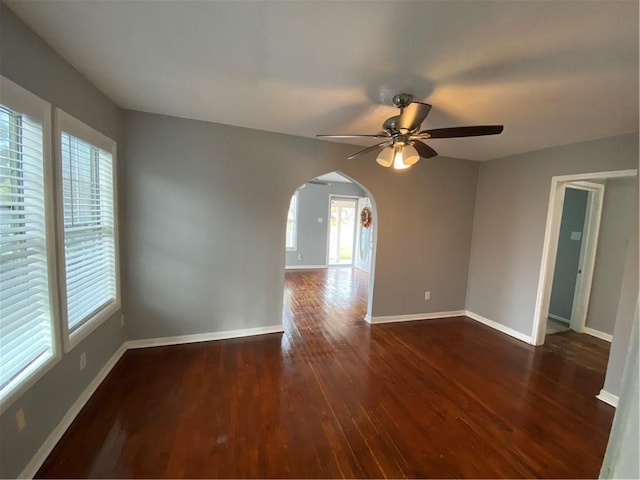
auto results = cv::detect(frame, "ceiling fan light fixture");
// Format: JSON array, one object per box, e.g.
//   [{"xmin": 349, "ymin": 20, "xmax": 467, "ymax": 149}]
[
  {"xmin": 392, "ymin": 146, "xmax": 411, "ymax": 170},
  {"xmin": 375, "ymin": 147, "xmax": 394, "ymax": 168},
  {"xmin": 400, "ymin": 144, "xmax": 420, "ymax": 168}
]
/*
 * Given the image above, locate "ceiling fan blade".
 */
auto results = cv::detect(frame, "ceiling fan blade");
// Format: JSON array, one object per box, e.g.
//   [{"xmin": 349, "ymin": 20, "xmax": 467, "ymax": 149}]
[
  {"xmin": 316, "ymin": 133, "xmax": 391, "ymax": 139},
  {"xmin": 347, "ymin": 141, "xmax": 393, "ymax": 160},
  {"xmin": 413, "ymin": 140, "xmax": 438, "ymax": 159},
  {"xmin": 418, "ymin": 125, "xmax": 504, "ymax": 139},
  {"xmin": 398, "ymin": 102, "xmax": 432, "ymax": 133}
]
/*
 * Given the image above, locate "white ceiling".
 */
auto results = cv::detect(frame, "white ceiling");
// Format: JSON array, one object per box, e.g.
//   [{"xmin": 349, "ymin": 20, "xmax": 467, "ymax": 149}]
[{"xmin": 6, "ymin": 1, "xmax": 639, "ymax": 161}]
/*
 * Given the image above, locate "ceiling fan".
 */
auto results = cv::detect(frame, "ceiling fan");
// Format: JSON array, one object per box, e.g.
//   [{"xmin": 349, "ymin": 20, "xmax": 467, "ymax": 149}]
[{"xmin": 317, "ymin": 93, "xmax": 504, "ymax": 170}]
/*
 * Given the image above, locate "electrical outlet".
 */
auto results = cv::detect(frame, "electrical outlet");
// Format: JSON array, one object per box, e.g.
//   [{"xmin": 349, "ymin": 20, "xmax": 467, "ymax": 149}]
[
  {"xmin": 297, "ymin": 254, "xmax": 303, "ymax": 260},
  {"xmin": 16, "ymin": 408, "xmax": 26, "ymax": 432},
  {"xmin": 80, "ymin": 352, "xmax": 87, "ymax": 371},
  {"xmin": 120, "ymin": 314, "xmax": 125, "ymax": 328},
  {"xmin": 424, "ymin": 291, "xmax": 431, "ymax": 301},
  {"xmin": 317, "ymin": 217, "xmax": 323, "ymax": 223}
]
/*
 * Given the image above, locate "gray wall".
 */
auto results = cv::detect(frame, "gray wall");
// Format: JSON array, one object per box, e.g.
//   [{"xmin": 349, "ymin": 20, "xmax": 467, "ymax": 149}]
[
  {"xmin": 603, "ymin": 184, "xmax": 638, "ymax": 396},
  {"xmin": 123, "ymin": 110, "xmax": 479, "ymax": 340},
  {"xmin": 466, "ymin": 133, "xmax": 639, "ymax": 337},
  {"xmin": 586, "ymin": 178, "xmax": 637, "ymax": 335},
  {"xmin": 285, "ymin": 181, "xmax": 365, "ymax": 267},
  {"xmin": 600, "ymin": 300, "xmax": 639, "ymax": 479},
  {"xmin": 0, "ymin": 4, "xmax": 126, "ymax": 479},
  {"xmin": 549, "ymin": 187, "xmax": 588, "ymax": 321}
]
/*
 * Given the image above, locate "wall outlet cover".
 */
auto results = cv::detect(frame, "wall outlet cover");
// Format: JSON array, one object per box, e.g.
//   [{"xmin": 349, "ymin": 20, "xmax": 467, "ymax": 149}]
[
  {"xmin": 424, "ymin": 291, "xmax": 431, "ymax": 300},
  {"xmin": 570, "ymin": 231, "xmax": 582, "ymax": 241},
  {"xmin": 16, "ymin": 408, "xmax": 26, "ymax": 432}
]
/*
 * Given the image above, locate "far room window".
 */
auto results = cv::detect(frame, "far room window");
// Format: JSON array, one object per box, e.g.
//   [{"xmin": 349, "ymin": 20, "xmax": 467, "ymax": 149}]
[
  {"xmin": 56, "ymin": 110, "xmax": 120, "ymax": 351},
  {"xmin": 0, "ymin": 78, "xmax": 57, "ymax": 407},
  {"xmin": 286, "ymin": 191, "xmax": 298, "ymax": 250}
]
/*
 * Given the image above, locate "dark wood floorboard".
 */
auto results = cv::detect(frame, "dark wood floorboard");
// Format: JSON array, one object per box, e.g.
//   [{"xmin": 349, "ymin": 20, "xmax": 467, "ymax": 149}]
[
  {"xmin": 36, "ymin": 268, "xmax": 614, "ymax": 479},
  {"xmin": 544, "ymin": 329, "xmax": 611, "ymax": 374}
]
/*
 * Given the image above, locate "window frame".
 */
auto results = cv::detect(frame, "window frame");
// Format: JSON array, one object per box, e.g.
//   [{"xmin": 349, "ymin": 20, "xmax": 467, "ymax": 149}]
[
  {"xmin": 0, "ymin": 76, "xmax": 61, "ymax": 414},
  {"xmin": 54, "ymin": 109, "xmax": 121, "ymax": 353},
  {"xmin": 285, "ymin": 190, "xmax": 298, "ymax": 251}
]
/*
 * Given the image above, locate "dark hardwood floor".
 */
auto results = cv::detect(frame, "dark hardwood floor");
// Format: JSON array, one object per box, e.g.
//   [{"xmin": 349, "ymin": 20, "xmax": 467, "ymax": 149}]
[
  {"xmin": 544, "ymin": 329, "xmax": 611, "ymax": 374},
  {"xmin": 37, "ymin": 268, "xmax": 614, "ymax": 478}
]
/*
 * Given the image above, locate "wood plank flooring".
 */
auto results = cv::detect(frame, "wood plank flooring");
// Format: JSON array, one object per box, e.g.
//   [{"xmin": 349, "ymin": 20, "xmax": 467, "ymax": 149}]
[{"xmin": 37, "ymin": 268, "xmax": 614, "ymax": 478}]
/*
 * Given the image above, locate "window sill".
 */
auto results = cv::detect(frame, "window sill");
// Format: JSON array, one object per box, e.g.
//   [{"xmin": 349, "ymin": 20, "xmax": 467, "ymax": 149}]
[
  {"xmin": 0, "ymin": 349, "xmax": 60, "ymax": 415},
  {"xmin": 65, "ymin": 301, "xmax": 121, "ymax": 353}
]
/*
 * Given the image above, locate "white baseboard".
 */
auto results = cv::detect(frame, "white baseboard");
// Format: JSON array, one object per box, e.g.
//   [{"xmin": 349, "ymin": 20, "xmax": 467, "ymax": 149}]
[
  {"xmin": 125, "ymin": 325, "xmax": 284, "ymax": 349},
  {"xmin": 19, "ymin": 343, "xmax": 127, "ymax": 479},
  {"xmin": 465, "ymin": 310, "xmax": 533, "ymax": 344},
  {"xmin": 285, "ymin": 265, "xmax": 326, "ymax": 270},
  {"xmin": 583, "ymin": 327, "xmax": 613, "ymax": 342},
  {"xmin": 548, "ymin": 313, "xmax": 571, "ymax": 324},
  {"xmin": 596, "ymin": 389, "xmax": 619, "ymax": 407},
  {"xmin": 370, "ymin": 310, "xmax": 466, "ymax": 324}
]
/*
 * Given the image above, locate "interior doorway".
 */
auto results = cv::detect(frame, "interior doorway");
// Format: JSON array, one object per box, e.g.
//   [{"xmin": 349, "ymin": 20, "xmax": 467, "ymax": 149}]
[
  {"xmin": 532, "ymin": 169, "xmax": 637, "ymax": 345},
  {"xmin": 282, "ymin": 171, "xmax": 378, "ymax": 336},
  {"xmin": 327, "ymin": 197, "xmax": 357, "ymax": 266},
  {"xmin": 546, "ymin": 182, "xmax": 604, "ymax": 336}
]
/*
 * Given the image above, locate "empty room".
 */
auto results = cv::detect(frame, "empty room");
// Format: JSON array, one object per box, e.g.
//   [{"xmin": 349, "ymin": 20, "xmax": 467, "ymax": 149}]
[{"xmin": 0, "ymin": 1, "xmax": 638, "ymax": 478}]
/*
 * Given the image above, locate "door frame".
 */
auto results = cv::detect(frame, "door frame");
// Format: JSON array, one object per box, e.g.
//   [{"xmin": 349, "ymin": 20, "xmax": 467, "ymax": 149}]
[
  {"xmin": 326, "ymin": 195, "xmax": 359, "ymax": 267},
  {"xmin": 531, "ymin": 169, "xmax": 638, "ymax": 345}
]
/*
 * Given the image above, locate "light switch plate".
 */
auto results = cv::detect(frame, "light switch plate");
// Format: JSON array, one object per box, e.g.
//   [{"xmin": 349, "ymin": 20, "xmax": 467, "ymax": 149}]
[
  {"xmin": 317, "ymin": 217, "xmax": 323, "ymax": 223},
  {"xmin": 570, "ymin": 231, "xmax": 582, "ymax": 241}
]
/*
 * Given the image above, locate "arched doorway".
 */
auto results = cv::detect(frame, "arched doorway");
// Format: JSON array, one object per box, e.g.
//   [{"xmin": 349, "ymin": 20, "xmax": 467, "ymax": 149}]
[{"xmin": 281, "ymin": 171, "xmax": 378, "ymax": 339}]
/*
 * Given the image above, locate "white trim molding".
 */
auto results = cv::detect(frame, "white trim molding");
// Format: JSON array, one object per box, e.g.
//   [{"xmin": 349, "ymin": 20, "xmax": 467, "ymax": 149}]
[
  {"xmin": 19, "ymin": 344, "xmax": 127, "ymax": 479},
  {"xmin": 465, "ymin": 311, "xmax": 533, "ymax": 344},
  {"xmin": 125, "ymin": 325, "xmax": 284, "ymax": 349},
  {"xmin": 370, "ymin": 310, "xmax": 466, "ymax": 324},
  {"xmin": 583, "ymin": 327, "xmax": 613, "ymax": 342},
  {"xmin": 596, "ymin": 389, "xmax": 619, "ymax": 407},
  {"xmin": 284, "ymin": 265, "xmax": 327, "ymax": 270}
]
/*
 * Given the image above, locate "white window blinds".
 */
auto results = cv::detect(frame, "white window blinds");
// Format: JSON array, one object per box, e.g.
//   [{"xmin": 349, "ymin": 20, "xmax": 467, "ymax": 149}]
[
  {"xmin": 0, "ymin": 104, "xmax": 54, "ymax": 392},
  {"xmin": 60, "ymin": 132, "xmax": 116, "ymax": 333},
  {"xmin": 286, "ymin": 191, "xmax": 298, "ymax": 250}
]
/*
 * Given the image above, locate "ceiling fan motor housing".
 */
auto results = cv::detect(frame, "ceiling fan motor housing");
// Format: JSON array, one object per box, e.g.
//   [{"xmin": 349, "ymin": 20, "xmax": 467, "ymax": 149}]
[{"xmin": 383, "ymin": 115, "xmax": 400, "ymax": 134}]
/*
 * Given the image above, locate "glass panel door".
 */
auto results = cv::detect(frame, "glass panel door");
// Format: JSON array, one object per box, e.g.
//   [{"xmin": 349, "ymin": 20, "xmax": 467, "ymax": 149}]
[{"xmin": 328, "ymin": 198, "xmax": 356, "ymax": 265}]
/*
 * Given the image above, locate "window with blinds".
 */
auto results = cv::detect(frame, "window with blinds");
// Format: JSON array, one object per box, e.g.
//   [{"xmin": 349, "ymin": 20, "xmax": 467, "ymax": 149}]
[
  {"xmin": 286, "ymin": 191, "xmax": 298, "ymax": 250},
  {"xmin": 0, "ymin": 103, "xmax": 54, "ymax": 396},
  {"xmin": 60, "ymin": 131, "xmax": 117, "ymax": 336}
]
